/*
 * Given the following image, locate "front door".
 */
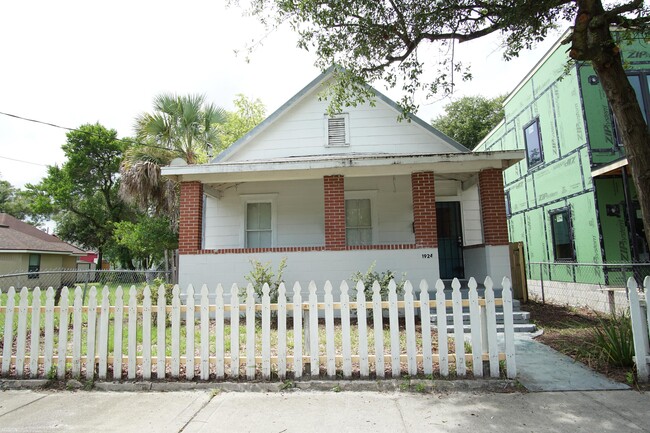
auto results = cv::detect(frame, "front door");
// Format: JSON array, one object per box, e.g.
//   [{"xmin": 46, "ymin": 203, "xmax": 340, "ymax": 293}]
[{"xmin": 436, "ymin": 201, "xmax": 464, "ymax": 279}]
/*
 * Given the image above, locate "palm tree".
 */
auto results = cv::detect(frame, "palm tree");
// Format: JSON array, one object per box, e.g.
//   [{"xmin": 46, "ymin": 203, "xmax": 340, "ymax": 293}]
[{"xmin": 120, "ymin": 94, "xmax": 227, "ymax": 216}]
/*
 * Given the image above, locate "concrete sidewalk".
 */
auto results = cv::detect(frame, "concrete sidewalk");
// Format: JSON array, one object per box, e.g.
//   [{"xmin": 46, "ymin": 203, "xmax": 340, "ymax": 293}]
[{"xmin": 0, "ymin": 389, "xmax": 649, "ymax": 432}]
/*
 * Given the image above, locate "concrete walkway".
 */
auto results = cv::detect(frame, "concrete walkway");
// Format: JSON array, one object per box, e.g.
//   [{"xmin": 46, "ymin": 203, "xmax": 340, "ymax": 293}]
[
  {"xmin": 513, "ymin": 333, "xmax": 630, "ymax": 391},
  {"xmin": 0, "ymin": 389, "xmax": 649, "ymax": 432}
]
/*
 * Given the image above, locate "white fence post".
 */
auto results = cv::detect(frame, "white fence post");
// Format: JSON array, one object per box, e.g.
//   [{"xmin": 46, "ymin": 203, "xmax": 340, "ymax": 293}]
[
  {"xmin": 156, "ymin": 284, "xmax": 167, "ymax": 379},
  {"xmin": 215, "ymin": 284, "xmax": 225, "ymax": 380},
  {"xmin": 171, "ymin": 285, "xmax": 181, "ymax": 378},
  {"xmin": 200, "ymin": 284, "xmax": 210, "ymax": 381},
  {"xmin": 292, "ymin": 282, "xmax": 303, "ymax": 378},
  {"xmin": 629, "ymin": 277, "xmax": 649, "ymax": 382},
  {"xmin": 245, "ymin": 283, "xmax": 256, "ymax": 380},
  {"xmin": 98, "ymin": 286, "xmax": 110, "ymax": 380},
  {"xmin": 2, "ymin": 287, "xmax": 16, "ymax": 376},
  {"xmin": 127, "ymin": 286, "xmax": 137, "ymax": 380},
  {"xmin": 388, "ymin": 280, "xmax": 400, "ymax": 377},
  {"xmin": 113, "ymin": 286, "xmax": 124, "ymax": 380},
  {"xmin": 356, "ymin": 281, "xmax": 369, "ymax": 378},
  {"xmin": 71, "ymin": 287, "xmax": 82, "ymax": 378},
  {"xmin": 419, "ymin": 280, "xmax": 433, "ymax": 376},
  {"xmin": 435, "ymin": 280, "xmax": 449, "ymax": 377},
  {"xmin": 484, "ymin": 277, "xmax": 499, "ymax": 378},
  {"xmin": 277, "ymin": 283, "xmax": 287, "ymax": 379},
  {"xmin": 372, "ymin": 281, "xmax": 384, "ymax": 378},
  {"xmin": 451, "ymin": 278, "xmax": 466, "ymax": 377},
  {"xmin": 185, "ymin": 285, "xmax": 195, "ymax": 380},
  {"xmin": 29, "ymin": 287, "xmax": 41, "ymax": 378},
  {"xmin": 262, "ymin": 283, "xmax": 271, "ymax": 380},
  {"xmin": 142, "ymin": 285, "xmax": 152, "ymax": 380},
  {"xmin": 15, "ymin": 287, "xmax": 28, "ymax": 379},
  {"xmin": 324, "ymin": 281, "xmax": 336, "ymax": 378},
  {"xmin": 230, "ymin": 284, "xmax": 240, "ymax": 379},
  {"xmin": 44, "ymin": 287, "xmax": 55, "ymax": 376},
  {"xmin": 404, "ymin": 281, "xmax": 417, "ymax": 376},
  {"xmin": 468, "ymin": 278, "xmax": 483, "ymax": 378},
  {"xmin": 340, "ymin": 281, "xmax": 352, "ymax": 378},
  {"xmin": 308, "ymin": 281, "xmax": 319, "ymax": 378},
  {"xmin": 502, "ymin": 277, "xmax": 517, "ymax": 379}
]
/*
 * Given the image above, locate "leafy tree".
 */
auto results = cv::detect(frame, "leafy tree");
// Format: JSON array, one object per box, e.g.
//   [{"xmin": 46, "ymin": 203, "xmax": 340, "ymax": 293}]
[
  {"xmin": 432, "ymin": 95, "xmax": 506, "ymax": 150},
  {"xmin": 120, "ymin": 94, "xmax": 228, "ymax": 216},
  {"xmin": 0, "ymin": 177, "xmax": 36, "ymax": 221},
  {"xmin": 216, "ymin": 94, "xmax": 266, "ymax": 152},
  {"xmin": 113, "ymin": 215, "xmax": 178, "ymax": 269},
  {"xmin": 242, "ymin": 0, "xmax": 650, "ymax": 247},
  {"xmin": 27, "ymin": 123, "xmax": 128, "ymax": 267}
]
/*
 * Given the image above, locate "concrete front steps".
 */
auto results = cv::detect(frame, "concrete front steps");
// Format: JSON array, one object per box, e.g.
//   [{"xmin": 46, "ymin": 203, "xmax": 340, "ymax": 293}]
[{"xmin": 429, "ymin": 280, "xmax": 537, "ymax": 333}]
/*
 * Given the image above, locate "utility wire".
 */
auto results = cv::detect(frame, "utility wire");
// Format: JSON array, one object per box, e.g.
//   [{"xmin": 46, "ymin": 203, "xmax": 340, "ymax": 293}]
[
  {"xmin": 0, "ymin": 155, "xmax": 47, "ymax": 167},
  {"xmin": 0, "ymin": 110, "xmax": 176, "ymax": 153}
]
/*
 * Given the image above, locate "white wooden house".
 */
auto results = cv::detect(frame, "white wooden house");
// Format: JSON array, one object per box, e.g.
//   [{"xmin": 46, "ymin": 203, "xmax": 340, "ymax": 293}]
[{"xmin": 162, "ymin": 69, "xmax": 522, "ymax": 292}]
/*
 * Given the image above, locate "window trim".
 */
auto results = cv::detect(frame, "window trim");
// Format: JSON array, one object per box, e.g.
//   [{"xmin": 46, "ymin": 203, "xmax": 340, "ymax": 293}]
[
  {"xmin": 344, "ymin": 190, "xmax": 378, "ymax": 246},
  {"xmin": 240, "ymin": 194, "xmax": 278, "ymax": 248},
  {"xmin": 549, "ymin": 207, "xmax": 576, "ymax": 262},
  {"xmin": 523, "ymin": 118, "xmax": 544, "ymax": 169},
  {"xmin": 324, "ymin": 113, "xmax": 350, "ymax": 147},
  {"xmin": 611, "ymin": 71, "xmax": 650, "ymax": 146},
  {"xmin": 505, "ymin": 191, "xmax": 512, "ymax": 218},
  {"xmin": 28, "ymin": 253, "xmax": 40, "ymax": 279}
]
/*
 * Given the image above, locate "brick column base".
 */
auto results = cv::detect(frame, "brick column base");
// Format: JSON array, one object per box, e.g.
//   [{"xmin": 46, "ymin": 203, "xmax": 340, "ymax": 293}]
[
  {"xmin": 179, "ymin": 181, "xmax": 203, "ymax": 254},
  {"xmin": 479, "ymin": 168, "xmax": 509, "ymax": 246},
  {"xmin": 411, "ymin": 171, "xmax": 437, "ymax": 248},
  {"xmin": 324, "ymin": 175, "xmax": 345, "ymax": 250}
]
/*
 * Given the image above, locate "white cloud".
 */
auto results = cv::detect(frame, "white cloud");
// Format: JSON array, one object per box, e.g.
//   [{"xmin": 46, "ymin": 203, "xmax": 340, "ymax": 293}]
[{"xmin": 0, "ymin": 0, "xmax": 564, "ymax": 187}]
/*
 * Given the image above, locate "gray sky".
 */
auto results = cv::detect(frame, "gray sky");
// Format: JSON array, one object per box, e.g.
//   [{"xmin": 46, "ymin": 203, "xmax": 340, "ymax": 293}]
[{"xmin": 0, "ymin": 1, "xmax": 563, "ymax": 188}]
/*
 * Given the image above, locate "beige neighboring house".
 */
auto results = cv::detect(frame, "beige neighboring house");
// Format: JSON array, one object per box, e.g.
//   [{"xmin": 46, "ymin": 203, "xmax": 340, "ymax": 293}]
[{"xmin": 0, "ymin": 213, "xmax": 86, "ymax": 289}]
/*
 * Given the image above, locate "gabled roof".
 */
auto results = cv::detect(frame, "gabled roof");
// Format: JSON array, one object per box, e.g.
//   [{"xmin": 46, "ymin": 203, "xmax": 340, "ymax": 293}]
[
  {"xmin": 0, "ymin": 213, "xmax": 85, "ymax": 255},
  {"xmin": 212, "ymin": 66, "xmax": 469, "ymax": 163}
]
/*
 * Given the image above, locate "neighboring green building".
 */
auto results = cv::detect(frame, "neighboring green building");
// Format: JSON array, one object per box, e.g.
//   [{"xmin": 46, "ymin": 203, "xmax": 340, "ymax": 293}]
[{"xmin": 476, "ymin": 30, "xmax": 649, "ymax": 309}]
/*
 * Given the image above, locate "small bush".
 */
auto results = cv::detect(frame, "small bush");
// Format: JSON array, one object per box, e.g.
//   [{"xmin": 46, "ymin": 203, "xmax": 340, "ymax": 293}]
[
  {"xmin": 590, "ymin": 311, "xmax": 635, "ymax": 368},
  {"xmin": 350, "ymin": 262, "xmax": 405, "ymax": 300},
  {"xmin": 244, "ymin": 257, "xmax": 287, "ymax": 303},
  {"xmin": 136, "ymin": 278, "xmax": 174, "ymax": 305}
]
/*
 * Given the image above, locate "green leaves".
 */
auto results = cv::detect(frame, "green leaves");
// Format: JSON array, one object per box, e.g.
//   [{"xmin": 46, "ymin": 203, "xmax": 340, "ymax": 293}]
[{"xmin": 432, "ymin": 94, "xmax": 506, "ymax": 149}]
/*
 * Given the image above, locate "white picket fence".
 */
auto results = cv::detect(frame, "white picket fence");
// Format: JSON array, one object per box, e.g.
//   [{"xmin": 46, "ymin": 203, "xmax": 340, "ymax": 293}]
[
  {"xmin": 0, "ymin": 276, "xmax": 516, "ymax": 381},
  {"xmin": 629, "ymin": 277, "xmax": 650, "ymax": 383}
]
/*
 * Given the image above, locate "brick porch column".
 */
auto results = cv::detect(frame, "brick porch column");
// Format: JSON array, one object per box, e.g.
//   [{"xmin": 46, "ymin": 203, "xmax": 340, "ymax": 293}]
[
  {"xmin": 478, "ymin": 168, "xmax": 509, "ymax": 245},
  {"xmin": 324, "ymin": 175, "xmax": 345, "ymax": 250},
  {"xmin": 179, "ymin": 181, "xmax": 203, "ymax": 254},
  {"xmin": 411, "ymin": 171, "xmax": 438, "ymax": 248}
]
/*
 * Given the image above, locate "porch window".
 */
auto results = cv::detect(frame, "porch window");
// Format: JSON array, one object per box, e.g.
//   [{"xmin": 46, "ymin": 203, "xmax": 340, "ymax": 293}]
[
  {"xmin": 28, "ymin": 254, "xmax": 40, "ymax": 279},
  {"xmin": 246, "ymin": 202, "xmax": 272, "ymax": 248},
  {"xmin": 550, "ymin": 208, "xmax": 575, "ymax": 261},
  {"xmin": 345, "ymin": 198, "xmax": 372, "ymax": 246},
  {"xmin": 325, "ymin": 113, "xmax": 350, "ymax": 147},
  {"xmin": 523, "ymin": 118, "xmax": 543, "ymax": 168}
]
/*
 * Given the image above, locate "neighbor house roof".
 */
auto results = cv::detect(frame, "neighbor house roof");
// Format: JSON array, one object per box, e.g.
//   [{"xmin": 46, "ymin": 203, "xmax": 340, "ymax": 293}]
[{"xmin": 0, "ymin": 213, "xmax": 85, "ymax": 255}]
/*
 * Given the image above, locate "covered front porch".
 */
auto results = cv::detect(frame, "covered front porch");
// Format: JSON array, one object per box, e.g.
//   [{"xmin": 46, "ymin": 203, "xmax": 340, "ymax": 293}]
[{"xmin": 164, "ymin": 151, "xmax": 521, "ymax": 290}]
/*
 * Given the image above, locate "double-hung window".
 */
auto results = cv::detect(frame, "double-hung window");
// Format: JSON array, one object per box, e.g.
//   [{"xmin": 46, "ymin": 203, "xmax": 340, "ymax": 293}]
[
  {"xmin": 523, "ymin": 118, "xmax": 544, "ymax": 168},
  {"xmin": 345, "ymin": 194, "xmax": 375, "ymax": 246},
  {"xmin": 550, "ymin": 208, "xmax": 575, "ymax": 262},
  {"xmin": 246, "ymin": 202, "xmax": 272, "ymax": 248},
  {"xmin": 28, "ymin": 254, "xmax": 40, "ymax": 279}
]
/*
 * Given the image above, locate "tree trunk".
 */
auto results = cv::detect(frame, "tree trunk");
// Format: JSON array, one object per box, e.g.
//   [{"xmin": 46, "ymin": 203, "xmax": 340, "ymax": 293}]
[
  {"xmin": 571, "ymin": 0, "xmax": 650, "ymax": 254},
  {"xmin": 96, "ymin": 248, "xmax": 104, "ymax": 282}
]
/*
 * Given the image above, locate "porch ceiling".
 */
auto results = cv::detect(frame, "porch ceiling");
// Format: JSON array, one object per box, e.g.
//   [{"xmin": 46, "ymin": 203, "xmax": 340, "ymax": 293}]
[{"xmin": 162, "ymin": 150, "xmax": 524, "ymax": 184}]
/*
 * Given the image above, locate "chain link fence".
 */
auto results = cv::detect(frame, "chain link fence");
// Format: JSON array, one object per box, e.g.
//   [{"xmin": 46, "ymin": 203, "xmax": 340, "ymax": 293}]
[
  {"xmin": 0, "ymin": 268, "xmax": 172, "ymax": 304},
  {"xmin": 527, "ymin": 261, "xmax": 650, "ymax": 314}
]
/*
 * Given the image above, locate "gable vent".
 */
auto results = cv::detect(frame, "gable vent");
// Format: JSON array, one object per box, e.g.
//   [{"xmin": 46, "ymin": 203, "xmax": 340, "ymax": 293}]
[{"xmin": 326, "ymin": 114, "xmax": 349, "ymax": 146}]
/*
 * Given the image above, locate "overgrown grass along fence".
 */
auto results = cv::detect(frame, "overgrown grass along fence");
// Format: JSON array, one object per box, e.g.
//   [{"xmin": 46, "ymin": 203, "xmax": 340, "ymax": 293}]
[
  {"xmin": 0, "ymin": 277, "xmax": 517, "ymax": 381},
  {"xmin": 629, "ymin": 277, "xmax": 650, "ymax": 383}
]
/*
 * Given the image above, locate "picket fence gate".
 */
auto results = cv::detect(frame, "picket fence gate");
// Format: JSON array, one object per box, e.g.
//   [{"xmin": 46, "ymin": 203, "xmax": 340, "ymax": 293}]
[
  {"xmin": 629, "ymin": 277, "xmax": 650, "ymax": 383},
  {"xmin": 0, "ymin": 276, "xmax": 516, "ymax": 381}
]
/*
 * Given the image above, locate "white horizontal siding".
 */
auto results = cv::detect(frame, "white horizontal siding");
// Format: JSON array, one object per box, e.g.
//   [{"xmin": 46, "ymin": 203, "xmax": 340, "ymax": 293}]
[
  {"xmin": 204, "ymin": 176, "xmax": 418, "ymax": 249},
  {"xmin": 460, "ymin": 183, "xmax": 483, "ymax": 246},
  {"xmin": 226, "ymin": 88, "xmax": 460, "ymax": 162}
]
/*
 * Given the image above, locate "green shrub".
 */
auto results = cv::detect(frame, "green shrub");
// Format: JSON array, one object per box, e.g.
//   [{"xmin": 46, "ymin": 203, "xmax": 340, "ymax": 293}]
[
  {"xmin": 243, "ymin": 257, "xmax": 287, "ymax": 303},
  {"xmin": 590, "ymin": 311, "xmax": 635, "ymax": 368},
  {"xmin": 350, "ymin": 262, "xmax": 405, "ymax": 300},
  {"xmin": 136, "ymin": 278, "xmax": 174, "ymax": 305}
]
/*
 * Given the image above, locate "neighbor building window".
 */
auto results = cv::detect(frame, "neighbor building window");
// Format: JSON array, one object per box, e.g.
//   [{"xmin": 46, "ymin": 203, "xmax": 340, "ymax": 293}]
[
  {"xmin": 550, "ymin": 208, "xmax": 575, "ymax": 261},
  {"xmin": 345, "ymin": 198, "xmax": 372, "ymax": 246},
  {"xmin": 325, "ymin": 113, "xmax": 350, "ymax": 147},
  {"xmin": 28, "ymin": 254, "xmax": 40, "ymax": 279},
  {"xmin": 246, "ymin": 202, "xmax": 272, "ymax": 248},
  {"xmin": 612, "ymin": 72, "xmax": 650, "ymax": 145},
  {"xmin": 523, "ymin": 119, "xmax": 544, "ymax": 168}
]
